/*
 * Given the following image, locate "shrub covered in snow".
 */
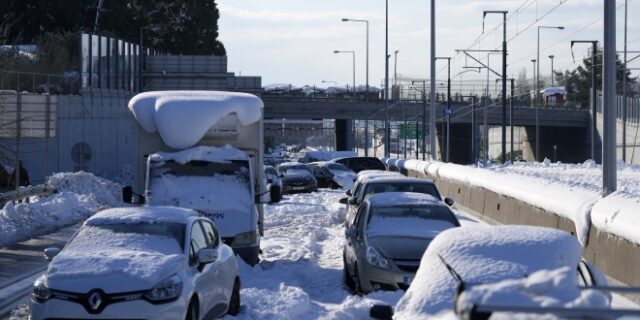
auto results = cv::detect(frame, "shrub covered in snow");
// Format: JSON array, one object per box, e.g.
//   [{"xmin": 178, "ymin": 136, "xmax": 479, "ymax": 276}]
[{"xmin": 0, "ymin": 172, "xmax": 122, "ymax": 247}]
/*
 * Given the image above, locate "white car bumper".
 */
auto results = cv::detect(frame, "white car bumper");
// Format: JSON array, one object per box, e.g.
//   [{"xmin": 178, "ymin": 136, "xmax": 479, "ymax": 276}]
[{"xmin": 30, "ymin": 295, "xmax": 188, "ymax": 320}]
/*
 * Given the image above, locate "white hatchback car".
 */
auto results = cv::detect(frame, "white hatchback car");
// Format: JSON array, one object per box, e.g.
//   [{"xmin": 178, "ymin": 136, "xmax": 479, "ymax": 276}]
[{"xmin": 30, "ymin": 206, "xmax": 241, "ymax": 320}]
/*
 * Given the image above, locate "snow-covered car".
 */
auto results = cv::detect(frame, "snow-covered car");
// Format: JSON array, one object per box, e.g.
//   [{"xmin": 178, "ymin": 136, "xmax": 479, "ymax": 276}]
[
  {"xmin": 264, "ymin": 165, "xmax": 282, "ymax": 203},
  {"xmin": 30, "ymin": 207, "xmax": 241, "ymax": 320},
  {"xmin": 278, "ymin": 162, "xmax": 317, "ymax": 194},
  {"xmin": 343, "ymin": 192, "xmax": 460, "ymax": 294},
  {"xmin": 341, "ymin": 176, "xmax": 452, "ymax": 228},
  {"xmin": 307, "ymin": 161, "xmax": 357, "ymax": 189},
  {"xmin": 385, "ymin": 225, "xmax": 609, "ymax": 319},
  {"xmin": 330, "ymin": 156, "xmax": 387, "ymax": 173}
]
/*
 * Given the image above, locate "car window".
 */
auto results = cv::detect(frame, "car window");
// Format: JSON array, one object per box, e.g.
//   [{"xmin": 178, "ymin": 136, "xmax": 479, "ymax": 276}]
[
  {"xmin": 200, "ymin": 221, "xmax": 219, "ymax": 249},
  {"xmin": 190, "ymin": 222, "xmax": 209, "ymax": 265},
  {"xmin": 362, "ymin": 182, "xmax": 441, "ymax": 200},
  {"xmin": 355, "ymin": 203, "xmax": 368, "ymax": 231},
  {"xmin": 328, "ymin": 164, "xmax": 351, "ymax": 171},
  {"xmin": 367, "ymin": 205, "xmax": 458, "ymax": 226}
]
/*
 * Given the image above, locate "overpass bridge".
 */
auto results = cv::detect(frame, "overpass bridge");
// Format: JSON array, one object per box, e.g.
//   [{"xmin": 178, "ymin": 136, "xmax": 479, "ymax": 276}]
[{"xmin": 262, "ymin": 96, "xmax": 592, "ymax": 163}]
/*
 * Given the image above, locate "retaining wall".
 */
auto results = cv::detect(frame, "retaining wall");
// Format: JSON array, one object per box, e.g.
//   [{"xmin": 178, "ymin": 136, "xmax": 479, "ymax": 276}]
[{"xmin": 401, "ymin": 164, "xmax": 640, "ymax": 289}]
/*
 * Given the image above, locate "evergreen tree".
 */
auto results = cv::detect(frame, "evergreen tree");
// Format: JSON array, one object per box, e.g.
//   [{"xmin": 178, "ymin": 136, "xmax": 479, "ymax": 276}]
[{"xmin": 555, "ymin": 46, "xmax": 637, "ymax": 107}]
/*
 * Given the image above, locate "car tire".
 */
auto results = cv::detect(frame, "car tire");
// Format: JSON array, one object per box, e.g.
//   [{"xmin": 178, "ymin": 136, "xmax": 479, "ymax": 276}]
[
  {"xmin": 343, "ymin": 260, "xmax": 356, "ymax": 292},
  {"xmin": 185, "ymin": 298, "xmax": 198, "ymax": 320},
  {"xmin": 227, "ymin": 279, "xmax": 241, "ymax": 316},
  {"xmin": 353, "ymin": 263, "xmax": 363, "ymax": 295}
]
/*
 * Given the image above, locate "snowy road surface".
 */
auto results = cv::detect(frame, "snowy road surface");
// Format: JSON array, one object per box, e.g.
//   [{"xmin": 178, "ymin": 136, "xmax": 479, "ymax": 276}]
[{"xmin": 8, "ymin": 188, "xmax": 634, "ymax": 319}]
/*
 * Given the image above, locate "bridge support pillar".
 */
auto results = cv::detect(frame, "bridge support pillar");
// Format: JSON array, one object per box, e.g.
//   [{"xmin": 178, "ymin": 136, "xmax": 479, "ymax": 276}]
[{"xmin": 335, "ymin": 119, "xmax": 354, "ymax": 151}]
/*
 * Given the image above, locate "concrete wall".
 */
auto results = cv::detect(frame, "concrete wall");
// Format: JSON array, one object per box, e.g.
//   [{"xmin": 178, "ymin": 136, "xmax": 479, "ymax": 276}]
[{"xmin": 399, "ymin": 164, "xmax": 640, "ymax": 290}]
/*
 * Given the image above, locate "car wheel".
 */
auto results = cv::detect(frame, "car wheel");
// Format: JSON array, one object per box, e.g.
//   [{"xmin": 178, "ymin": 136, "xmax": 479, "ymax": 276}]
[
  {"xmin": 343, "ymin": 255, "xmax": 356, "ymax": 292},
  {"xmin": 353, "ymin": 263, "xmax": 363, "ymax": 295},
  {"xmin": 227, "ymin": 279, "xmax": 241, "ymax": 316},
  {"xmin": 185, "ymin": 298, "xmax": 198, "ymax": 320}
]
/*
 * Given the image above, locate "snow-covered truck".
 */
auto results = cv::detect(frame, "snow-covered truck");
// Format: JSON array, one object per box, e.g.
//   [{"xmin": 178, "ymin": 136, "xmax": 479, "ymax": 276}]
[{"xmin": 123, "ymin": 91, "xmax": 267, "ymax": 265}]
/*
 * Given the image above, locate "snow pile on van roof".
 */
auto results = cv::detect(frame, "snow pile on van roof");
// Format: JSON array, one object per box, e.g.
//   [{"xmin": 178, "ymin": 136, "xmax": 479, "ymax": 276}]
[
  {"xmin": 394, "ymin": 225, "xmax": 583, "ymax": 318},
  {"xmin": 0, "ymin": 172, "xmax": 121, "ymax": 247},
  {"xmin": 128, "ymin": 91, "xmax": 263, "ymax": 149}
]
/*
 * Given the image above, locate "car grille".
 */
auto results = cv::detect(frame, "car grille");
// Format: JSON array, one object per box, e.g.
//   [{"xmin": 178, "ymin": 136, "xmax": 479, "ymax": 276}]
[
  {"xmin": 394, "ymin": 260, "xmax": 420, "ymax": 273},
  {"xmin": 396, "ymin": 264, "xmax": 419, "ymax": 273}
]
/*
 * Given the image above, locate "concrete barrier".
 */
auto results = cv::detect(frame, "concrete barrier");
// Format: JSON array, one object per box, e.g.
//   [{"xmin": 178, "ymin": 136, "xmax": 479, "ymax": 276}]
[{"xmin": 402, "ymin": 166, "xmax": 640, "ymax": 291}]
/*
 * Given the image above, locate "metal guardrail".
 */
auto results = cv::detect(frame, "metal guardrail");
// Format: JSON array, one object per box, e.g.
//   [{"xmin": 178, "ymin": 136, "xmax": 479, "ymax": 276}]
[{"xmin": 0, "ymin": 185, "xmax": 57, "ymax": 207}]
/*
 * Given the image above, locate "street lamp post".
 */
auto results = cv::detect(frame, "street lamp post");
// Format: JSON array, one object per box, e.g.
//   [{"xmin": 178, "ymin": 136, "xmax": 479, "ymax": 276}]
[
  {"xmin": 549, "ymin": 55, "xmax": 555, "ymax": 86},
  {"xmin": 571, "ymin": 40, "xmax": 598, "ymax": 162},
  {"xmin": 394, "ymin": 50, "xmax": 399, "ymax": 88},
  {"xmin": 484, "ymin": 11, "xmax": 508, "ymax": 163},
  {"xmin": 342, "ymin": 18, "xmax": 369, "ymax": 156},
  {"xmin": 429, "ymin": 0, "xmax": 436, "ymax": 160},
  {"xmin": 537, "ymin": 26, "xmax": 564, "ymax": 161},
  {"xmin": 384, "ymin": 0, "xmax": 390, "ymax": 158}
]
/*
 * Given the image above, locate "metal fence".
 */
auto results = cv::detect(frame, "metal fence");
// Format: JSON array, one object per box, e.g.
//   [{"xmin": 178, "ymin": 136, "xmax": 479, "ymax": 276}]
[{"xmin": 80, "ymin": 33, "xmax": 159, "ymax": 92}]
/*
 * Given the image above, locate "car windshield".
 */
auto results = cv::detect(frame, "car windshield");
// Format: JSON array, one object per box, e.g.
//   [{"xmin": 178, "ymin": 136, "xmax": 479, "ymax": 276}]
[
  {"xmin": 327, "ymin": 164, "xmax": 351, "ymax": 172},
  {"xmin": 148, "ymin": 159, "xmax": 253, "ymax": 213},
  {"xmin": 364, "ymin": 182, "xmax": 440, "ymax": 199},
  {"xmin": 280, "ymin": 165, "xmax": 311, "ymax": 174},
  {"xmin": 68, "ymin": 222, "xmax": 186, "ymax": 254},
  {"xmin": 368, "ymin": 205, "xmax": 457, "ymax": 225}
]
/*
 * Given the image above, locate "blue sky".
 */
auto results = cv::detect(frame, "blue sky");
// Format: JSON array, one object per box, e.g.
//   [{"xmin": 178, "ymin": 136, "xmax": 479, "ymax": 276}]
[{"xmin": 217, "ymin": 0, "xmax": 639, "ymax": 89}]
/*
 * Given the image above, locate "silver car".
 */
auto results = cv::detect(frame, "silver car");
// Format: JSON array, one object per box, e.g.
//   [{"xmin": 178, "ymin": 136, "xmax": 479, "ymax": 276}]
[{"xmin": 343, "ymin": 192, "xmax": 460, "ymax": 293}]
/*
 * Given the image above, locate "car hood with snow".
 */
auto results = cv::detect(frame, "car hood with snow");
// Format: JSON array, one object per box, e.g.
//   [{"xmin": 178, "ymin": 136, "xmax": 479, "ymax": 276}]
[
  {"xmin": 393, "ymin": 225, "xmax": 590, "ymax": 318},
  {"xmin": 44, "ymin": 207, "xmax": 192, "ymax": 293}
]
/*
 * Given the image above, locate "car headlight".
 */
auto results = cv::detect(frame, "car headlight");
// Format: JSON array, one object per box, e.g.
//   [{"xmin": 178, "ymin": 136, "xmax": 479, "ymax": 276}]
[
  {"xmin": 231, "ymin": 231, "xmax": 257, "ymax": 246},
  {"xmin": 366, "ymin": 246, "xmax": 391, "ymax": 270},
  {"xmin": 145, "ymin": 275, "xmax": 182, "ymax": 302},
  {"xmin": 32, "ymin": 276, "xmax": 51, "ymax": 302}
]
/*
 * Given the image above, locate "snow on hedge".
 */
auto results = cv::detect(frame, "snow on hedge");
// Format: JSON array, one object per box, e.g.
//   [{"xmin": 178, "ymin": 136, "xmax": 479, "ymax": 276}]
[
  {"xmin": 0, "ymin": 172, "xmax": 121, "ymax": 247},
  {"xmin": 128, "ymin": 91, "xmax": 263, "ymax": 149},
  {"xmin": 394, "ymin": 159, "xmax": 640, "ymax": 246}
]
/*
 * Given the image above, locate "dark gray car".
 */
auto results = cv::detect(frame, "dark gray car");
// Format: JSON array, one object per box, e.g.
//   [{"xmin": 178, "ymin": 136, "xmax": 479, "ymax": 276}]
[
  {"xmin": 343, "ymin": 192, "xmax": 460, "ymax": 294},
  {"xmin": 278, "ymin": 162, "xmax": 317, "ymax": 194}
]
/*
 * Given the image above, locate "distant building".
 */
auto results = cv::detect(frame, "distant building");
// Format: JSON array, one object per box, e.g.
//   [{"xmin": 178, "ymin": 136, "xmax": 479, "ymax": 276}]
[{"xmin": 540, "ymin": 87, "xmax": 566, "ymax": 107}]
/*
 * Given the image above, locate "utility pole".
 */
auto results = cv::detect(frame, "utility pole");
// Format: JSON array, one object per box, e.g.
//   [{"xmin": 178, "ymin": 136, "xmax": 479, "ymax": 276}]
[
  {"xmin": 429, "ymin": 0, "xmax": 437, "ymax": 160},
  {"xmin": 623, "ymin": 0, "xmax": 628, "ymax": 163},
  {"xmin": 549, "ymin": 55, "xmax": 555, "ymax": 86},
  {"xmin": 602, "ymin": 1, "xmax": 616, "ymax": 196},
  {"xmin": 436, "ymin": 57, "xmax": 451, "ymax": 162},
  {"xmin": 384, "ymin": 0, "xmax": 390, "ymax": 158},
  {"xmin": 484, "ymin": 11, "xmax": 508, "ymax": 163},
  {"xmin": 571, "ymin": 40, "xmax": 598, "ymax": 162}
]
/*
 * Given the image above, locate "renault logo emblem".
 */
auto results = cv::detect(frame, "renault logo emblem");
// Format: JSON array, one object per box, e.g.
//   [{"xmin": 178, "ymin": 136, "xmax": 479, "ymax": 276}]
[{"xmin": 88, "ymin": 291, "xmax": 103, "ymax": 311}]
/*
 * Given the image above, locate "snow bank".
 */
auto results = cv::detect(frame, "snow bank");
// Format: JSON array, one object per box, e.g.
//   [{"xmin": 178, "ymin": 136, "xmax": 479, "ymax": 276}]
[
  {"xmin": 394, "ymin": 225, "xmax": 583, "ymax": 318},
  {"xmin": 591, "ymin": 191, "xmax": 640, "ymax": 245},
  {"xmin": 456, "ymin": 267, "xmax": 610, "ymax": 319},
  {"xmin": 0, "ymin": 172, "xmax": 121, "ymax": 247},
  {"xmin": 128, "ymin": 91, "xmax": 263, "ymax": 149}
]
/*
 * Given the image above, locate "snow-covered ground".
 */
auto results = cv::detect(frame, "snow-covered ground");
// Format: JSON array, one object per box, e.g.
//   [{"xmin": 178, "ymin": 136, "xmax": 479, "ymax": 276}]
[{"xmin": 0, "ymin": 172, "xmax": 122, "ymax": 248}]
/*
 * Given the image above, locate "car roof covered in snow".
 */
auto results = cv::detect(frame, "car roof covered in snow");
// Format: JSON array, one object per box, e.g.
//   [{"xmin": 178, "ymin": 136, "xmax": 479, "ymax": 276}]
[
  {"xmin": 366, "ymin": 192, "xmax": 442, "ymax": 207},
  {"xmin": 394, "ymin": 225, "xmax": 582, "ymax": 318},
  {"xmin": 86, "ymin": 206, "xmax": 199, "ymax": 226},
  {"xmin": 362, "ymin": 176, "xmax": 435, "ymax": 185},
  {"xmin": 356, "ymin": 170, "xmax": 402, "ymax": 179}
]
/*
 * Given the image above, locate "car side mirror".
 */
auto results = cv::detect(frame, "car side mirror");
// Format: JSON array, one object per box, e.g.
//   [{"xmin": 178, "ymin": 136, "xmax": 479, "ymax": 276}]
[
  {"xmin": 339, "ymin": 197, "xmax": 348, "ymax": 205},
  {"xmin": 122, "ymin": 186, "xmax": 133, "ymax": 203},
  {"xmin": 348, "ymin": 197, "xmax": 358, "ymax": 205},
  {"xmin": 345, "ymin": 228, "xmax": 357, "ymax": 238},
  {"xmin": 346, "ymin": 189, "xmax": 352, "ymax": 196},
  {"xmin": 445, "ymin": 197, "xmax": 455, "ymax": 206},
  {"xmin": 44, "ymin": 247, "xmax": 61, "ymax": 261},
  {"xmin": 370, "ymin": 304, "xmax": 394, "ymax": 320},
  {"xmin": 197, "ymin": 248, "xmax": 218, "ymax": 265}
]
